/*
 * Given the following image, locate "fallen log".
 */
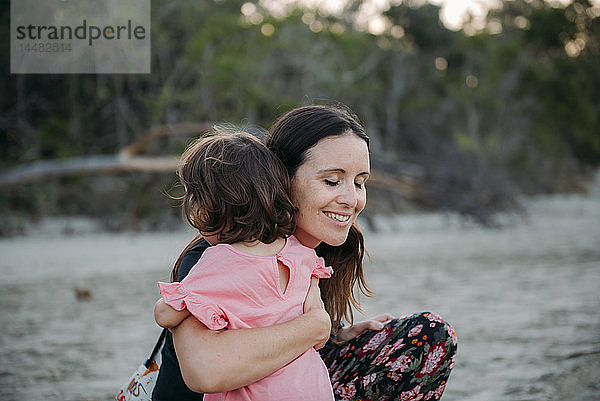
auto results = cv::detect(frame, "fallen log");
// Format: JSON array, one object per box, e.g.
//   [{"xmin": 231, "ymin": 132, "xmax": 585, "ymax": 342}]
[
  {"xmin": 0, "ymin": 155, "xmax": 181, "ymax": 186},
  {"xmin": 0, "ymin": 156, "xmax": 419, "ymax": 199},
  {"xmin": 1, "ymin": 122, "xmax": 212, "ymax": 186},
  {"xmin": 0, "ymin": 121, "xmax": 420, "ymax": 199}
]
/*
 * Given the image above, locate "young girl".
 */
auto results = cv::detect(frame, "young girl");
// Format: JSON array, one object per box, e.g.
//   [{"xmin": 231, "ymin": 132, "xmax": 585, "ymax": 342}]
[{"xmin": 153, "ymin": 131, "xmax": 335, "ymax": 401}]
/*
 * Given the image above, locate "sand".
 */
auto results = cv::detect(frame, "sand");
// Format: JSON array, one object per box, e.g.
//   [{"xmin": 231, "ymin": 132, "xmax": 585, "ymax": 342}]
[{"xmin": 1, "ymin": 182, "xmax": 599, "ymax": 400}]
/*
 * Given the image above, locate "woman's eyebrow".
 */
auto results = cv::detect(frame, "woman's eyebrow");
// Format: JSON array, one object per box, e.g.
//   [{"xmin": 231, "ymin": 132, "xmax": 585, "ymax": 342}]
[
  {"xmin": 317, "ymin": 168, "xmax": 370, "ymax": 176},
  {"xmin": 317, "ymin": 168, "xmax": 345, "ymax": 174}
]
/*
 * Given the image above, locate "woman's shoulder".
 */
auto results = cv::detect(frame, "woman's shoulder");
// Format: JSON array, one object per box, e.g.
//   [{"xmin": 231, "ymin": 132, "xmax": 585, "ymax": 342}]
[{"xmin": 178, "ymin": 239, "xmax": 211, "ymax": 281}]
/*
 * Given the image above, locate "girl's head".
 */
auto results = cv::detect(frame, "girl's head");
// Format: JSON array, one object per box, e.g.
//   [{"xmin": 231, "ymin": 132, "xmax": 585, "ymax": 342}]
[
  {"xmin": 178, "ymin": 131, "xmax": 296, "ymax": 244},
  {"xmin": 265, "ymin": 105, "xmax": 372, "ymax": 329}
]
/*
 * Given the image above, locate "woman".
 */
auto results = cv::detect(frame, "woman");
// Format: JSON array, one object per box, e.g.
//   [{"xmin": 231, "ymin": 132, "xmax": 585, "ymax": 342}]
[{"xmin": 153, "ymin": 105, "xmax": 457, "ymax": 400}]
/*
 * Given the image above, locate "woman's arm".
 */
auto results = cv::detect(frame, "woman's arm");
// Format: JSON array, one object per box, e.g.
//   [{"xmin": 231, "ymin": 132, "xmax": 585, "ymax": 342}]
[
  {"xmin": 172, "ymin": 277, "xmax": 331, "ymax": 393},
  {"xmin": 154, "ymin": 298, "xmax": 191, "ymax": 328}
]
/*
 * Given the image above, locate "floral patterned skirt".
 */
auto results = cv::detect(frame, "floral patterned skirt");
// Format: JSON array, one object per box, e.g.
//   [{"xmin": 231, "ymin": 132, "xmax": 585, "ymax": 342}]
[{"xmin": 319, "ymin": 312, "xmax": 457, "ymax": 401}]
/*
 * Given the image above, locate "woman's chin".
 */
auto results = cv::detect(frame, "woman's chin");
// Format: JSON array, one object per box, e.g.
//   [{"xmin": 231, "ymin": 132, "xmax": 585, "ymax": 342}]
[
  {"xmin": 294, "ymin": 226, "xmax": 352, "ymax": 248},
  {"xmin": 321, "ymin": 233, "xmax": 350, "ymax": 247}
]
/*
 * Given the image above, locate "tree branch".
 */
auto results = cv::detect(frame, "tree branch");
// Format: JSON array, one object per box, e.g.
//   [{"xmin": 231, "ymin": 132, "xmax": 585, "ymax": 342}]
[{"xmin": 0, "ymin": 121, "xmax": 418, "ymax": 201}]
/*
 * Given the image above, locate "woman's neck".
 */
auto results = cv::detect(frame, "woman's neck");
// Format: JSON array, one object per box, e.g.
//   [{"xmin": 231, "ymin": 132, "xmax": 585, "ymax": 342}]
[{"xmin": 230, "ymin": 237, "xmax": 286, "ymax": 256}]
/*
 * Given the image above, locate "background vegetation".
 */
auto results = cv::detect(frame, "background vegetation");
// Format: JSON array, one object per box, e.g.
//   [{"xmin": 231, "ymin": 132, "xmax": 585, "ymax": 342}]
[{"xmin": 1, "ymin": 0, "xmax": 599, "ymax": 234}]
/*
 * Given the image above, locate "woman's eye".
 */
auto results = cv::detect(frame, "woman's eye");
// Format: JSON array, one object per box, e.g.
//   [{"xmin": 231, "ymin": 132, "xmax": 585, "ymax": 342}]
[{"xmin": 324, "ymin": 179, "xmax": 339, "ymax": 186}]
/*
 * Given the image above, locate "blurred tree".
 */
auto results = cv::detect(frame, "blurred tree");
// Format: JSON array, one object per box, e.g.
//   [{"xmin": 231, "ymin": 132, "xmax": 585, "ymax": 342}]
[{"xmin": 1, "ymin": 0, "xmax": 598, "ymax": 230}]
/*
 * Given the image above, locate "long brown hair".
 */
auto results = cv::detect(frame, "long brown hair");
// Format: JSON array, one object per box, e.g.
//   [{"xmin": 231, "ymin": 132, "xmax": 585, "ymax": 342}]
[{"xmin": 265, "ymin": 105, "xmax": 373, "ymax": 329}]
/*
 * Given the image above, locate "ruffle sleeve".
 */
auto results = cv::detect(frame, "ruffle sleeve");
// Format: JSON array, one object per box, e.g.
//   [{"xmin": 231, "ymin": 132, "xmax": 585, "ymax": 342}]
[
  {"xmin": 311, "ymin": 256, "xmax": 333, "ymax": 279},
  {"xmin": 158, "ymin": 281, "xmax": 229, "ymax": 330}
]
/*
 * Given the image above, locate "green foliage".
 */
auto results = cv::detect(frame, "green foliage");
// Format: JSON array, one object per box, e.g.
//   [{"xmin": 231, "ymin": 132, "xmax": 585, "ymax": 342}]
[{"xmin": 2, "ymin": 0, "xmax": 599, "ymax": 227}]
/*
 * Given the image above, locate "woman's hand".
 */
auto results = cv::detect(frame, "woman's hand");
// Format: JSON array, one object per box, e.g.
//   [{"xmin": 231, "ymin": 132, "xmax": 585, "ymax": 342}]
[
  {"xmin": 303, "ymin": 277, "xmax": 331, "ymax": 350},
  {"xmin": 334, "ymin": 313, "xmax": 395, "ymax": 343}
]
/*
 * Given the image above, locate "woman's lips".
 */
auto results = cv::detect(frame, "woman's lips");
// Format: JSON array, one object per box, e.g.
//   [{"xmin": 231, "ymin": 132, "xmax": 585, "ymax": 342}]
[{"xmin": 323, "ymin": 211, "xmax": 352, "ymax": 225}]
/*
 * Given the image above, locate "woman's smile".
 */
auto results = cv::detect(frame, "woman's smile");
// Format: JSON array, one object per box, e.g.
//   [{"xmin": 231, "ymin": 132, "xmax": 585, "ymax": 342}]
[{"xmin": 323, "ymin": 211, "xmax": 352, "ymax": 224}]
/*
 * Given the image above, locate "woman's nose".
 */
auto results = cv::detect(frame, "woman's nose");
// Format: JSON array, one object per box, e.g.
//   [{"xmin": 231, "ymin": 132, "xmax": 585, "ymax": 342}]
[{"xmin": 337, "ymin": 182, "xmax": 358, "ymax": 207}]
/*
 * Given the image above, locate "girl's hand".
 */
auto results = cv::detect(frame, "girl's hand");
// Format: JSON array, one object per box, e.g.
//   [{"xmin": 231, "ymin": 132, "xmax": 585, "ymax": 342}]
[
  {"xmin": 154, "ymin": 298, "xmax": 191, "ymax": 329},
  {"xmin": 334, "ymin": 313, "xmax": 395, "ymax": 343},
  {"xmin": 303, "ymin": 277, "xmax": 331, "ymax": 350}
]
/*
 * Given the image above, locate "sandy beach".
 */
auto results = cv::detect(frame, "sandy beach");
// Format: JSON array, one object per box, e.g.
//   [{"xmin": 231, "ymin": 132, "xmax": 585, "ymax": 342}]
[{"xmin": 1, "ymin": 181, "xmax": 599, "ymax": 400}]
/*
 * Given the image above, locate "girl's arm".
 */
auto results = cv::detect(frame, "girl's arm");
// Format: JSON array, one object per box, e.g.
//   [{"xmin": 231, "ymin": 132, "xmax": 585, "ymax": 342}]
[
  {"xmin": 154, "ymin": 298, "xmax": 191, "ymax": 329},
  {"xmin": 172, "ymin": 277, "xmax": 331, "ymax": 393}
]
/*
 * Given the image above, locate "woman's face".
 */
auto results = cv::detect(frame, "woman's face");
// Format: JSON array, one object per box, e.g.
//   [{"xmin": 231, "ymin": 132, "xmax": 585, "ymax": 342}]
[{"xmin": 291, "ymin": 133, "xmax": 370, "ymax": 248}]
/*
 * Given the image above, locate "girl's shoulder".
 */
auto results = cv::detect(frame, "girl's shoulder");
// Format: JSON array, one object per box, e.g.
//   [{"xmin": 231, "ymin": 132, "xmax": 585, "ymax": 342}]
[
  {"xmin": 196, "ymin": 236, "xmax": 314, "ymax": 264},
  {"xmin": 283, "ymin": 236, "xmax": 332, "ymax": 276},
  {"xmin": 283, "ymin": 235, "xmax": 316, "ymax": 255},
  {"xmin": 199, "ymin": 243, "xmax": 275, "ymax": 265},
  {"xmin": 280, "ymin": 235, "xmax": 320, "ymax": 264},
  {"xmin": 185, "ymin": 244, "xmax": 258, "ymax": 280},
  {"xmin": 199, "ymin": 243, "xmax": 237, "ymax": 260}
]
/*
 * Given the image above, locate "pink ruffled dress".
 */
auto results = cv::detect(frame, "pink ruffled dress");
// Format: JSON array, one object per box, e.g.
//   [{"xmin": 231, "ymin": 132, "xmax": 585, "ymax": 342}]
[{"xmin": 158, "ymin": 235, "xmax": 334, "ymax": 401}]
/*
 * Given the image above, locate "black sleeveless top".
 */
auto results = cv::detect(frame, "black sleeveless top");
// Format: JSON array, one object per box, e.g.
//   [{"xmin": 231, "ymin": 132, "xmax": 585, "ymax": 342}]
[{"xmin": 152, "ymin": 239, "xmax": 210, "ymax": 401}]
